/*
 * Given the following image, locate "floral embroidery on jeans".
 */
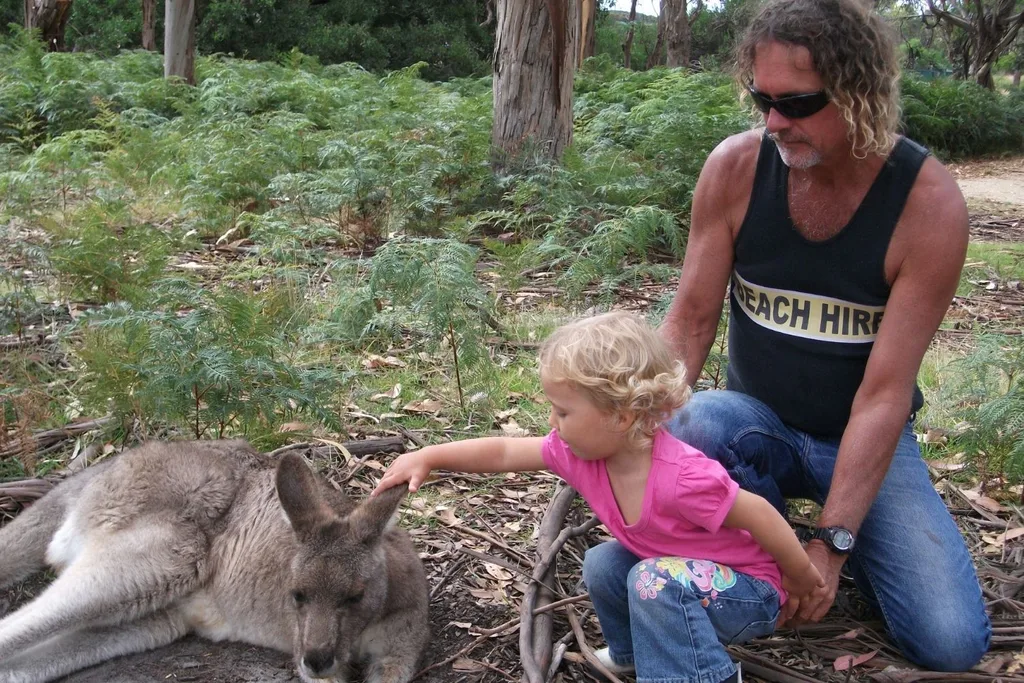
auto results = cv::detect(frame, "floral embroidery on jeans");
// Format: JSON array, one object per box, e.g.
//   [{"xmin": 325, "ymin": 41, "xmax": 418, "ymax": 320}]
[
  {"xmin": 633, "ymin": 564, "xmax": 668, "ymax": 599},
  {"xmin": 653, "ymin": 558, "xmax": 737, "ymax": 600}
]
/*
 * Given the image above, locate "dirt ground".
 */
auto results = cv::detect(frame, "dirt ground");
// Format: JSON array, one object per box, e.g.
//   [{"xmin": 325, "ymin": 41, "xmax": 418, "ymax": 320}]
[
  {"xmin": 948, "ymin": 155, "xmax": 1024, "ymax": 218},
  {"xmin": 2, "ymin": 156, "xmax": 1024, "ymax": 683}
]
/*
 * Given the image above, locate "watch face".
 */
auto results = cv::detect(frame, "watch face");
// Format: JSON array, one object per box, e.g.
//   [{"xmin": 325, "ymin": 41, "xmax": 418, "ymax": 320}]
[{"xmin": 832, "ymin": 529, "xmax": 854, "ymax": 550}]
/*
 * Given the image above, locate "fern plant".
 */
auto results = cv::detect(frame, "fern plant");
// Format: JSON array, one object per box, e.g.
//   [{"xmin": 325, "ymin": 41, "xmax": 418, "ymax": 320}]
[
  {"xmin": 47, "ymin": 197, "xmax": 171, "ymax": 304},
  {"xmin": 340, "ymin": 237, "xmax": 495, "ymax": 410},
  {"xmin": 943, "ymin": 334, "xmax": 1024, "ymax": 492},
  {"xmin": 74, "ymin": 279, "xmax": 347, "ymax": 443}
]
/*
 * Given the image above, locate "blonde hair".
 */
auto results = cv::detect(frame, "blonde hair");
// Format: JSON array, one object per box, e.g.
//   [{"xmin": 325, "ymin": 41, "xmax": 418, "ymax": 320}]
[
  {"xmin": 538, "ymin": 311, "xmax": 691, "ymax": 446},
  {"xmin": 735, "ymin": 0, "xmax": 901, "ymax": 158}
]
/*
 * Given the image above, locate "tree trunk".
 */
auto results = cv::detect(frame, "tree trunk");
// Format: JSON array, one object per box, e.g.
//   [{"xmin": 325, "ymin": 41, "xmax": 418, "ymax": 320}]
[
  {"xmin": 164, "ymin": 0, "xmax": 196, "ymax": 85},
  {"xmin": 645, "ymin": 1, "xmax": 666, "ymax": 69},
  {"xmin": 622, "ymin": 0, "xmax": 639, "ymax": 69},
  {"xmin": 664, "ymin": 0, "xmax": 703, "ymax": 68},
  {"xmin": 578, "ymin": 0, "xmax": 596, "ymax": 67},
  {"xmin": 492, "ymin": 0, "xmax": 579, "ymax": 168},
  {"xmin": 142, "ymin": 0, "xmax": 157, "ymax": 51},
  {"xmin": 664, "ymin": 0, "xmax": 689, "ymax": 67},
  {"xmin": 25, "ymin": 0, "xmax": 72, "ymax": 51},
  {"xmin": 1014, "ymin": 68, "xmax": 1022, "ymax": 87}
]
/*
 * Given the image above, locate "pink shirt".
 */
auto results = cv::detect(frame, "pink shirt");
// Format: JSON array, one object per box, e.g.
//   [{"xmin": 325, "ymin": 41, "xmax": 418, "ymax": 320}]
[{"xmin": 542, "ymin": 429, "xmax": 786, "ymax": 602}]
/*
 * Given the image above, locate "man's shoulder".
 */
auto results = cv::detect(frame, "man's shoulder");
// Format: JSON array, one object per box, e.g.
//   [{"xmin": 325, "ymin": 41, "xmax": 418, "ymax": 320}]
[
  {"xmin": 900, "ymin": 148, "xmax": 969, "ymax": 242},
  {"xmin": 695, "ymin": 129, "xmax": 763, "ymax": 221},
  {"xmin": 887, "ymin": 141, "xmax": 969, "ymax": 278},
  {"xmin": 704, "ymin": 129, "xmax": 763, "ymax": 175}
]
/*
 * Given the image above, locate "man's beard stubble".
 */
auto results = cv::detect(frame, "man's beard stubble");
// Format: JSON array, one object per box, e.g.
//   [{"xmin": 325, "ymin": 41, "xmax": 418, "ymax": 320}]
[{"xmin": 769, "ymin": 132, "xmax": 823, "ymax": 170}]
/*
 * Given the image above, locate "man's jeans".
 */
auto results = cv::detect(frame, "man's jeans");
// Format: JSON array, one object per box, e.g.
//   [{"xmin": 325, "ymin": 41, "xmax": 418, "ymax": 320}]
[
  {"xmin": 666, "ymin": 390, "xmax": 992, "ymax": 672},
  {"xmin": 583, "ymin": 542, "xmax": 779, "ymax": 683}
]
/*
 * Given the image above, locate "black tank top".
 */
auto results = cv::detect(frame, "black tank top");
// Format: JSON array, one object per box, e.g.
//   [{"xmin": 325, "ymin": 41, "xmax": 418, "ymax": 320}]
[{"xmin": 727, "ymin": 134, "xmax": 929, "ymax": 437}]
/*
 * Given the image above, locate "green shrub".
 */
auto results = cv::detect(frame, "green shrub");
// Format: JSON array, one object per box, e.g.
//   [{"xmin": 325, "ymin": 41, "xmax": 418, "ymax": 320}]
[
  {"xmin": 940, "ymin": 335, "xmax": 1024, "ymax": 487},
  {"xmin": 48, "ymin": 198, "xmax": 172, "ymax": 304},
  {"xmin": 901, "ymin": 75, "xmax": 1024, "ymax": 158},
  {"xmin": 76, "ymin": 280, "xmax": 346, "ymax": 442}
]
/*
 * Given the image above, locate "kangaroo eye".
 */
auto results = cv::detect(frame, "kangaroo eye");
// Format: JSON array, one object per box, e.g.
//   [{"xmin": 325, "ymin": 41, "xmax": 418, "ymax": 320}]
[
  {"xmin": 292, "ymin": 591, "xmax": 308, "ymax": 607},
  {"xmin": 341, "ymin": 592, "xmax": 363, "ymax": 608}
]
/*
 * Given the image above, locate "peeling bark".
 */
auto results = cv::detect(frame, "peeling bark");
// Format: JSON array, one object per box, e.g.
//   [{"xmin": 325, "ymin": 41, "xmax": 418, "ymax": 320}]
[
  {"xmin": 164, "ymin": 0, "xmax": 196, "ymax": 85},
  {"xmin": 492, "ymin": 0, "xmax": 579, "ymax": 167},
  {"xmin": 142, "ymin": 0, "xmax": 157, "ymax": 51},
  {"xmin": 25, "ymin": 0, "xmax": 73, "ymax": 51}
]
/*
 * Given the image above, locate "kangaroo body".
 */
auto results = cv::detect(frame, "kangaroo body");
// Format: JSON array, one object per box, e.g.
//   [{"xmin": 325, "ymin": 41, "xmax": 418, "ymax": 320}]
[{"xmin": 0, "ymin": 440, "xmax": 428, "ymax": 683}]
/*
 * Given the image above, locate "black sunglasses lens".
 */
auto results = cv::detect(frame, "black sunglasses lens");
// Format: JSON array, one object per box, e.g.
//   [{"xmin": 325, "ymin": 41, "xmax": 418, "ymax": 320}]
[
  {"xmin": 775, "ymin": 93, "xmax": 829, "ymax": 119},
  {"xmin": 748, "ymin": 90, "xmax": 772, "ymax": 114},
  {"xmin": 748, "ymin": 88, "xmax": 829, "ymax": 119}
]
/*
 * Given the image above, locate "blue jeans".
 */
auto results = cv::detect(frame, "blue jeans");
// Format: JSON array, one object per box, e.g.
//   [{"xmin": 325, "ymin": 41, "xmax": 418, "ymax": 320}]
[
  {"xmin": 666, "ymin": 390, "xmax": 991, "ymax": 672},
  {"xmin": 583, "ymin": 541, "xmax": 779, "ymax": 683}
]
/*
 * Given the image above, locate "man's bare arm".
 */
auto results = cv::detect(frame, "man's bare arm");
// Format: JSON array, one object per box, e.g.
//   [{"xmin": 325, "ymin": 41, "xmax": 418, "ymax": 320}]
[
  {"xmin": 660, "ymin": 132, "xmax": 758, "ymax": 385},
  {"xmin": 798, "ymin": 159, "xmax": 969, "ymax": 620}
]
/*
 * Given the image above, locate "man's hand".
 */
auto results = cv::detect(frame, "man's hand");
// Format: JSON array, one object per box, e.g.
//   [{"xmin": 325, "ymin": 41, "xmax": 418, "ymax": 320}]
[{"xmin": 790, "ymin": 540, "xmax": 845, "ymax": 623}]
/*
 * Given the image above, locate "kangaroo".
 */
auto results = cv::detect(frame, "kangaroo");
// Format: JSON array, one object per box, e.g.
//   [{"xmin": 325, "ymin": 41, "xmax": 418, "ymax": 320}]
[{"xmin": 0, "ymin": 439, "xmax": 429, "ymax": 683}]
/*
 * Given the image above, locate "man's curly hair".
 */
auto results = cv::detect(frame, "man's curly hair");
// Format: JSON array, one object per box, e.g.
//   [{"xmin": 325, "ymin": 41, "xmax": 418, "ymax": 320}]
[{"xmin": 735, "ymin": 0, "xmax": 901, "ymax": 158}]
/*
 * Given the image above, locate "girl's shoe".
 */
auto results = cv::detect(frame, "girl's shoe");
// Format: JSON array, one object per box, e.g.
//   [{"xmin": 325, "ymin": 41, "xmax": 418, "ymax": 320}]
[
  {"xmin": 589, "ymin": 650, "xmax": 741, "ymax": 682},
  {"xmin": 592, "ymin": 647, "xmax": 635, "ymax": 676},
  {"xmin": 722, "ymin": 662, "xmax": 743, "ymax": 683}
]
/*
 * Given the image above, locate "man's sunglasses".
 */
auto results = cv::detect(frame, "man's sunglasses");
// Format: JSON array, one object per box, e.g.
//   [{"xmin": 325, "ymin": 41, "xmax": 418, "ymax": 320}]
[{"xmin": 747, "ymin": 87, "xmax": 830, "ymax": 119}]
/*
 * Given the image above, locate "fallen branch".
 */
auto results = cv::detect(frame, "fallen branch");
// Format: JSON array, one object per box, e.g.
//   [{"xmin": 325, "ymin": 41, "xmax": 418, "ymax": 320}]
[
  {"xmin": 728, "ymin": 646, "xmax": 824, "ymax": 683},
  {"xmin": 519, "ymin": 487, "xmax": 600, "ymax": 683},
  {"xmin": 0, "ymin": 478, "xmax": 57, "ymax": 517},
  {"xmin": 268, "ymin": 436, "xmax": 406, "ymax": 460},
  {"xmin": 0, "ymin": 416, "xmax": 117, "ymax": 460},
  {"xmin": 564, "ymin": 603, "xmax": 625, "ymax": 683}
]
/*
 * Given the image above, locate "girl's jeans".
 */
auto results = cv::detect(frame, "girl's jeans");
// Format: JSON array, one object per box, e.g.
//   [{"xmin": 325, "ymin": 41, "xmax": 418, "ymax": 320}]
[
  {"xmin": 666, "ymin": 389, "xmax": 991, "ymax": 672},
  {"xmin": 582, "ymin": 541, "xmax": 779, "ymax": 683}
]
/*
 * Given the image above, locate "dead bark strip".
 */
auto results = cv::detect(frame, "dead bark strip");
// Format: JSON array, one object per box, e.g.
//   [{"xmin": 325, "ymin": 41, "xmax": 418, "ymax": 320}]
[
  {"xmin": 492, "ymin": 0, "xmax": 580, "ymax": 166},
  {"xmin": 0, "ymin": 416, "xmax": 116, "ymax": 460},
  {"xmin": 519, "ymin": 484, "xmax": 598, "ymax": 683}
]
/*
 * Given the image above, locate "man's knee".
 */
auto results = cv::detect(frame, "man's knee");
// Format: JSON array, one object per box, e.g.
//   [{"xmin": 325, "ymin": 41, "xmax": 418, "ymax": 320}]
[
  {"xmin": 896, "ymin": 615, "xmax": 991, "ymax": 672},
  {"xmin": 666, "ymin": 391, "xmax": 738, "ymax": 454}
]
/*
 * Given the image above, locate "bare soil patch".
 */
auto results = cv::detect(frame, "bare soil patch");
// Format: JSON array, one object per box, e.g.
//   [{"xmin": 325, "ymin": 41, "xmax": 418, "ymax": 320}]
[{"xmin": 949, "ymin": 156, "xmax": 1024, "ymax": 218}]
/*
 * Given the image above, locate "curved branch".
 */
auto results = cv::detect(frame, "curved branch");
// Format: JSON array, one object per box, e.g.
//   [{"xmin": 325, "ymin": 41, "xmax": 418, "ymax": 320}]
[
  {"xmin": 519, "ymin": 484, "xmax": 598, "ymax": 683},
  {"xmin": 926, "ymin": 0, "xmax": 977, "ymax": 33},
  {"xmin": 688, "ymin": 0, "xmax": 704, "ymax": 27},
  {"xmin": 991, "ymin": 10, "xmax": 1024, "ymax": 56}
]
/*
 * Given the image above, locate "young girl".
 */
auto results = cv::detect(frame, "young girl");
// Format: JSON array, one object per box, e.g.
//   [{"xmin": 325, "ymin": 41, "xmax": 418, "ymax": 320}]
[{"xmin": 373, "ymin": 311, "xmax": 825, "ymax": 683}]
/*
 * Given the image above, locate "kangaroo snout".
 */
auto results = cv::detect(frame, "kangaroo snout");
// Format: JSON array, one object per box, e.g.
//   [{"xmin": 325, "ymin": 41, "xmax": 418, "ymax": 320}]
[{"xmin": 301, "ymin": 648, "xmax": 338, "ymax": 678}]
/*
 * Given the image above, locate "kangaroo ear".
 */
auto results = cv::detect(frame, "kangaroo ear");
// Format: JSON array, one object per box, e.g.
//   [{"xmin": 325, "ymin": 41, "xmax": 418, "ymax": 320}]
[
  {"xmin": 349, "ymin": 484, "xmax": 407, "ymax": 544},
  {"xmin": 276, "ymin": 453, "xmax": 335, "ymax": 538}
]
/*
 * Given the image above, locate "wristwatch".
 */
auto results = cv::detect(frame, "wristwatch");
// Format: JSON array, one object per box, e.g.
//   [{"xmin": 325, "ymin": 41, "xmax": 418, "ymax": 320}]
[{"xmin": 811, "ymin": 526, "xmax": 856, "ymax": 555}]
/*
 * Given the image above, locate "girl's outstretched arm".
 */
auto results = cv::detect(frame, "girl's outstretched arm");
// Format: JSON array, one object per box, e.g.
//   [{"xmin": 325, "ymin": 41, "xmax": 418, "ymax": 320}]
[{"xmin": 372, "ymin": 436, "xmax": 547, "ymax": 495}]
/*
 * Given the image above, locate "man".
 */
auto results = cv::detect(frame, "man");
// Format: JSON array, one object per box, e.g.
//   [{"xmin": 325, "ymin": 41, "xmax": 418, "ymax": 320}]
[{"xmin": 661, "ymin": 0, "xmax": 991, "ymax": 672}]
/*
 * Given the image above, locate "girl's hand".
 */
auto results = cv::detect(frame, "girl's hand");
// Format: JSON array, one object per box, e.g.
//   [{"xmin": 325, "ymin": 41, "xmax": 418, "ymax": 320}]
[
  {"xmin": 779, "ymin": 560, "xmax": 827, "ymax": 626},
  {"xmin": 784, "ymin": 559, "xmax": 826, "ymax": 597},
  {"xmin": 372, "ymin": 451, "xmax": 432, "ymax": 496}
]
